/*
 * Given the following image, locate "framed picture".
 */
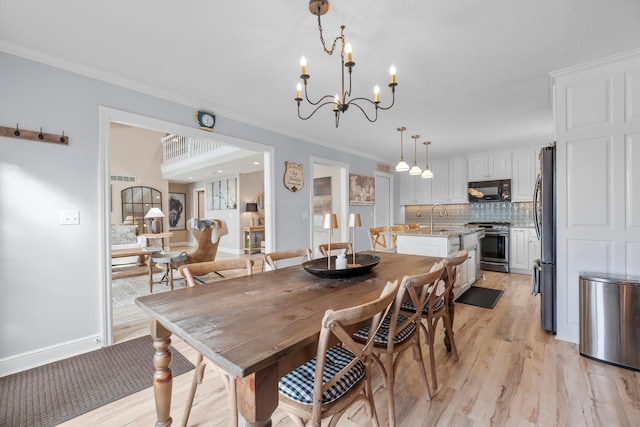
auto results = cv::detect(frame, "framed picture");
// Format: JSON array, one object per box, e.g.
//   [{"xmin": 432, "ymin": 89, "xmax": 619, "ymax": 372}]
[
  {"xmin": 168, "ymin": 192, "xmax": 186, "ymax": 230},
  {"xmin": 349, "ymin": 173, "xmax": 375, "ymax": 205},
  {"xmin": 206, "ymin": 178, "xmax": 238, "ymax": 211}
]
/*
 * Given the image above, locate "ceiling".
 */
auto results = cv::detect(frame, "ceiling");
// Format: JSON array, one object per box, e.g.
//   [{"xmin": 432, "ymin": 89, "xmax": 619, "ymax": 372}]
[{"xmin": 2, "ymin": 0, "xmax": 640, "ymax": 166}]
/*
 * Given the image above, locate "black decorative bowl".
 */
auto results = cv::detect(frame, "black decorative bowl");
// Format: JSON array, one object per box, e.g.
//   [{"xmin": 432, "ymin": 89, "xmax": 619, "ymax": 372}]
[{"xmin": 302, "ymin": 254, "xmax": 381, "ymax": 278}]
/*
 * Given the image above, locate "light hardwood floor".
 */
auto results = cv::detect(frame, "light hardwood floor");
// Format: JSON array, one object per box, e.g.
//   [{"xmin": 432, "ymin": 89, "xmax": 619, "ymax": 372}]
[{"xmin": 61, "ymin": 265, "xmax": 640, "ymax": 427}]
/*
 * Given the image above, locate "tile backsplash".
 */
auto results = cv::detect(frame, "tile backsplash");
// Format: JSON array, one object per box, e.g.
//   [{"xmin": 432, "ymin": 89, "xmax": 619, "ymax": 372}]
[{"xmin": 404, "ymin": 202, "xmax": 534, "ymax": 227}]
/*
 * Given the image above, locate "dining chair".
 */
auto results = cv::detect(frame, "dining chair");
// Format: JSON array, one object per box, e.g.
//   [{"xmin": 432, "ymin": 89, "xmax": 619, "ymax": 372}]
[
  {"xmin": 353, "ymin": 261, "xmax": 445, "ymax": 426},
  {"xmin": 388, "ymin": 225, "xmax": 408, "ymax": 248},
  {"xmin": 368, "ymin": 226, "xmax": 388, "ymax": 250},
  {"xmin": 177, "ymin": 258, "xmax": 254, "ymax": 427},
  {"xmin": 442, "ymin": 250, "xmax": 469, "ymax": 353},
  {"xmin": 406, "ymin": 223, "xmax": 421, "ymax": 230},
  {"xmin": 400, "ymin": 250, "xmax": 467, "ymax": 393},
  {"xmin": 278, "ymin": 279, "xmax": 400, "ymax": 427},
  {"xmin": 263, "ymin": 248, "xmax": 312, "ymax": 270},
  {"xmin": 318, "ymin": 242, "xmax": 353, "ymax": 257}
]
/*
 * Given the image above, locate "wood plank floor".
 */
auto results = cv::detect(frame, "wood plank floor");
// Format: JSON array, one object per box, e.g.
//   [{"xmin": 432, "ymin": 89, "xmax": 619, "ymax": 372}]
[{"xmin": 59, "ymin": 266, "xmax": 640, "ymax": 427}]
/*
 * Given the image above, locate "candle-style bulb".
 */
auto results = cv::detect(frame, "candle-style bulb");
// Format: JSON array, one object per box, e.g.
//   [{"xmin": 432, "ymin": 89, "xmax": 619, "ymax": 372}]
[
  {"xmin": 374, "ymin": 85, "xmax": 380, "ymax": 103},
  {"xmin": 389, "ymin": 65, "xmax": 396, "ymax": 84},
  {"xmin": 300, "ymin": 56, "xmax": 308, "ymax": 75},
  {"xmin": 296, "ymin": 83, "xmax": 302, "ymax": 99},
  {"xmin": 345, "ymin": 42, "xmax": 353, "ymax": 63}
]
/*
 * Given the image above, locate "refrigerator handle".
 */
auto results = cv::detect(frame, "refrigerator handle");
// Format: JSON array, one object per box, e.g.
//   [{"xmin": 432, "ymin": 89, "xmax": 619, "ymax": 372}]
[{"xmin": 533, "ymin": 174, "xmax": 541, "ymax": 240}]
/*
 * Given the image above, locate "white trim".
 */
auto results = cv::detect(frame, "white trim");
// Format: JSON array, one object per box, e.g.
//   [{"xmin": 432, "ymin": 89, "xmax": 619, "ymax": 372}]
[
  {"xmin": 0, "ymin": 335, "xmax": 101, "ymax": 377},
  {"xmin": 374, "ymin": 170, "xmax": 394, "ymax": 228},
  {"xmin": 99, "ymin": 107, "xmax": 275, "ymax": 346},
  {"xmin": 550, "ymin": 47, "xmax": 640, "ymax": 79}
]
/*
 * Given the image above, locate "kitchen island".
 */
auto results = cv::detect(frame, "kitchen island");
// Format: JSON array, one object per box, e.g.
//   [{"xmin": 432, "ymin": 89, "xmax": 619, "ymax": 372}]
[{"xmin": 383, "ymin": 226, "xmax": 485, "ymax": 297}]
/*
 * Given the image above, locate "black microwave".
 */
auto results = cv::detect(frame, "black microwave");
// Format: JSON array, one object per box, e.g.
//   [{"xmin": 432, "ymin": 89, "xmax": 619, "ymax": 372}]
[{"xmin": 468, "ymin": 179, "xmax": 511, "ymax": 202}]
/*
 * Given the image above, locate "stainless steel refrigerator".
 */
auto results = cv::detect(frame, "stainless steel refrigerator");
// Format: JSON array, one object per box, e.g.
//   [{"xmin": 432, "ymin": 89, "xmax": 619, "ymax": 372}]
[{"xmin": 533, "ymin": 144, "xmax": 556, "ymax": 334}]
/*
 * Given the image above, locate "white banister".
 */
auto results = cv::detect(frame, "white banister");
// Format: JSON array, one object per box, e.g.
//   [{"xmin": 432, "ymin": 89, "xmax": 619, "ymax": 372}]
[{"xmin": 161, "ymin": 134, "xmax": 226, "ymax": 165}]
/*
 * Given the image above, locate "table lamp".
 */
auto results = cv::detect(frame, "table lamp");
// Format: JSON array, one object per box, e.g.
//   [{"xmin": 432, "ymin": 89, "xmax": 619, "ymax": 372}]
[
  {"xmin": 348, "ymin": 213, "xmax": 362, "ymax": 266},
  {"xmin": 322, "ymin": 213, "xmax": 338, "ymax": 269},
  {"xmin": 245, "ymin": 202, "xmax": 258, "ymax": 227},
  {"xmin": 144, "ymin": 207, "xmax": 165, "ymax": 234}
]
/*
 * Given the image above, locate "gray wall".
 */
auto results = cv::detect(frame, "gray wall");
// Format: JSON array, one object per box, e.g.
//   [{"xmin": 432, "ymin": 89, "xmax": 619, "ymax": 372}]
[{"xmin": 0, "ymin": 51, "xmax": 379, "ymax": 373}]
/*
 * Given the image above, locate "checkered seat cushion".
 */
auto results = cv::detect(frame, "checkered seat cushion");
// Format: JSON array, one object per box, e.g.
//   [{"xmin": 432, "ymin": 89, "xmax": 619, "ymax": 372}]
[
  {"xmin": 278, "ymin": 345, "xmax": 365, "ymax": 404},
  {"xmin": 353, "ymin": 313, "xmax": 416, "ymax": 345},
  {"xmin": 401, "ymin": 297, "xmax": 445, "ymax": 314}
]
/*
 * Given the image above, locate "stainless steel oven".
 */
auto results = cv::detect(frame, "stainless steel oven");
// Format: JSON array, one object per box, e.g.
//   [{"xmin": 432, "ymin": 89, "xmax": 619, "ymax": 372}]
[{"xmin": 466, "ymin": 222, "xmax": 510, "ymax": 273}]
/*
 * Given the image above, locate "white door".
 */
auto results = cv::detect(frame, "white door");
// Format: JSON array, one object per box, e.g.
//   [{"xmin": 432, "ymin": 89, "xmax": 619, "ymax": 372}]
[{"xmin": 374, "ymin": 172, "xmax": 392, "ymax": 228}]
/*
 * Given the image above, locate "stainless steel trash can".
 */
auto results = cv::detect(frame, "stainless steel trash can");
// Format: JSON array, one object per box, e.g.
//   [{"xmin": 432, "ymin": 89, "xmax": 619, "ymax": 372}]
[{"xmin": 579, "ymin": 272, "xmax": 640, "ymax": 371}]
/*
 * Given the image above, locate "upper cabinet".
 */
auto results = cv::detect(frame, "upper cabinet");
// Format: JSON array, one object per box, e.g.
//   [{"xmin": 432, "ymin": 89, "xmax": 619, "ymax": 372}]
[
  {"xmin": 432, "ymin": 158, "xmax": 468, "ymax": 204},
  {"xmin": 511, "ymin": 149, "xmax": 539, "ymax": 202},
  {"xmin": 467, "ymin": 151, "xmax": 512, "ymax": 181},
  {"xmin": 399, "ymin": 172, "xmax": 433, "ymax": 205}
]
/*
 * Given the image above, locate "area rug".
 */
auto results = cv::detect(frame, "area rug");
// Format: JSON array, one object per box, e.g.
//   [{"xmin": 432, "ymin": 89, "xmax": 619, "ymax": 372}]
[
  {"xmin": 455, "ymin": 285, "xmax": 504, "ymax": 309},
  {"xmin": 0, "ymin": 335, "xmax": 194, "ymax": 427}
]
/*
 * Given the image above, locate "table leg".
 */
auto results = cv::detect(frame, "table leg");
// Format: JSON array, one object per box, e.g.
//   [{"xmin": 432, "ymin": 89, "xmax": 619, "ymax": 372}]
[
  {"xmin": 236, "ymin": 363, "xmax": 279, "ymax": 427},
  {"xmin": 150, "ymin": 320, "xmax": 173, "ymax": 427}
]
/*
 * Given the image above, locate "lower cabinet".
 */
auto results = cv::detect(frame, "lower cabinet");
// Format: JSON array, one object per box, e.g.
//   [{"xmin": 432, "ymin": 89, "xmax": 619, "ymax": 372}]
[
  {"xmin": 509, "ymin": 228, "xmax": 540, "ymax": 274},
  {"xmin": 455, "ymin": 248, "xmax": 476, "ymax": 298}
]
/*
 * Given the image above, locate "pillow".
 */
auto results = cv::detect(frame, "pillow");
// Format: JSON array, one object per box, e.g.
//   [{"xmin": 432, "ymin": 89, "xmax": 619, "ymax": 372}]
[{"xmin": 111, "ymin": 224, "xmax": 138, "ymax": 245}]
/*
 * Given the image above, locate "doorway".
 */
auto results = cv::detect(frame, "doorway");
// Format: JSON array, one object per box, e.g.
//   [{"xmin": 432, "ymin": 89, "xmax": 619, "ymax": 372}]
[
  {"xmin": 99, "ymin": 107, "xmax": 275, "ymax": 346},
  {"xmin": 310, "ymin": 157, "xmax": 348, "ymax": 258},
  {"xmin": 374, "ymin": 172, "xmax": 393, "ymax": 229}
]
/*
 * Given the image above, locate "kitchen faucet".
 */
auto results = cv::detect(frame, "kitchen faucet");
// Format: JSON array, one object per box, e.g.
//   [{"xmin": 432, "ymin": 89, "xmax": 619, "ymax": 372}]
[{"xmin": 430, "ymin": 203, "xmax": 448, "ymax": 233}]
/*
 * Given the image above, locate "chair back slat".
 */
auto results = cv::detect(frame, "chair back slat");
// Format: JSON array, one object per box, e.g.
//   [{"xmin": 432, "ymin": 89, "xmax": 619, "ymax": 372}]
[
  {"xmin": 263, "ymin": 248, "xmax": 312, "ymax": 270},
  {"xmin": 318, "ymin": 242, "xmax": 353, "ymax": 257},
  {"xmin": 178, "ymin": 258, "xmax": 253, "ymax": 286}
]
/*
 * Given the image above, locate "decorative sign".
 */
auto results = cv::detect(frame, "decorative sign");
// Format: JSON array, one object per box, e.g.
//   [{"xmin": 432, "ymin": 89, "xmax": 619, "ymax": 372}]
[
  {"xmin": 376, "ymin": 162, "xmax": 392, "ymax": 174},
  {"xmin": 283, "ymin": 161, "xmax": 304, "ymax": 192}
]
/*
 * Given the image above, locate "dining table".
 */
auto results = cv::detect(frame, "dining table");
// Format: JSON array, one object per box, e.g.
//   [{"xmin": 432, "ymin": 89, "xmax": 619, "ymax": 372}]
[{"xmin": 135, "ymin": 250, "xmax": 442, "ymax": 427}]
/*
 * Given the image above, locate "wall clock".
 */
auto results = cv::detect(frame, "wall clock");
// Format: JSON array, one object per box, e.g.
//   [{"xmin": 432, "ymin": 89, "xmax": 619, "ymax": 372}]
[{"xmin": 194, "ymin": 111, "xmax": 216, "ymax": 131}]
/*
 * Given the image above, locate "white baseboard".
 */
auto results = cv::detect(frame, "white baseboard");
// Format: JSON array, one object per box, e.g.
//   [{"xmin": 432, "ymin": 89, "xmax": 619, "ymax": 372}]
[
  {"xmin": 218, "ymin": 246, "xmax": 243, "ymax": 255},
  {"xmin": 0, "ymin": 334, "xmax": 102, "ymax": 377}
]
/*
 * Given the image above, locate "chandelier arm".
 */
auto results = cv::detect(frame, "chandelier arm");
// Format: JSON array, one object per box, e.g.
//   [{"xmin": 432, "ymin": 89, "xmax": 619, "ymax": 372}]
[
  {"xmin": 298, "ymin": 100, "xmax": 340, "ymax": 121},
  {"xmin": 344, "ymin": 101, "xmax": 379, "ymax": 123},
  {"xmin": 375, "ymin": 86, "xmax": 397, "ymax": 111},
  {"xmin": 304, "ymin": 89, "xmax": 338, "ymax": 107}
]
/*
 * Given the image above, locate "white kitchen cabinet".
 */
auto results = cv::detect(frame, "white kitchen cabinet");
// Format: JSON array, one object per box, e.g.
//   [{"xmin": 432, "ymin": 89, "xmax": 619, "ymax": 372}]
[
  {"xmin": 467, "ymin": 151, "xmax": 512, "ymax": 181},
  {"xmin": 511, "ymin": 149, "xmax": 539, "ymax": 202},
  {"xmin": 398, "ymin": 172, "xmax": 433, "ymax": 205},
  {"xmin": 432, "ymin": 158, "xmax": 468, "ymax": 204},
  {"xmin": 510, "ymin": 227, "xmax": 539, "ymax": 274}
]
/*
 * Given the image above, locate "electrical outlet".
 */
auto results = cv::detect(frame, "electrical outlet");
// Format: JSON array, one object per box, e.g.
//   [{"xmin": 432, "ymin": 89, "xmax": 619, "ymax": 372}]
[{"xmin": 59, "ymin": 210, "xmax": 80, "ymax": 225}]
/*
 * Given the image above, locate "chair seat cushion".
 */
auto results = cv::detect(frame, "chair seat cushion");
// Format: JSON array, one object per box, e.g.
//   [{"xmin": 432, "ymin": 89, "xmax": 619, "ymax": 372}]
[
  {"xmin": 353, "ymin": 313, "xmax": 416, "ymax": 345},
  {"xmin": 401, "ymin": 297, "xmax": 445, "ymax": 314},
  {"xmin": 278, "ymin": 345, "xmax": 365, "ymax": 405}
]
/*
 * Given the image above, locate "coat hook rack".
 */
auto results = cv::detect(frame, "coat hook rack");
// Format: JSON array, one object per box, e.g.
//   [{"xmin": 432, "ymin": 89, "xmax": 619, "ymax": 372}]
[{"xmin": 0, "ymin": 123, "xmax": 69, "ymax": 145}]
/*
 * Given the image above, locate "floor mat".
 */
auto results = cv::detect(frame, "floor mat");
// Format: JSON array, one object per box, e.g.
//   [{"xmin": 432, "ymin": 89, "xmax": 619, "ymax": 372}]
[{"xmin": 455, "ymin": 286, "xmax": 504, "ymax": 309}]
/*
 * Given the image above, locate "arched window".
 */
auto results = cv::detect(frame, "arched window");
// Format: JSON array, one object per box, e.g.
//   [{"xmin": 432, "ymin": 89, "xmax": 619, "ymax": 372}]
[{"xmin": 121, "ymin": 186, "xmax": 162, "ymax": 234}]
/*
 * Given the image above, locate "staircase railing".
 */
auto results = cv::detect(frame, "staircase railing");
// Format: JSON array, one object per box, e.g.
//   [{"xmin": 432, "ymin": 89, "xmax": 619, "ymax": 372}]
[{"xmin": 161, "ymin": 134, "xmax": 225, "ymax": 165}]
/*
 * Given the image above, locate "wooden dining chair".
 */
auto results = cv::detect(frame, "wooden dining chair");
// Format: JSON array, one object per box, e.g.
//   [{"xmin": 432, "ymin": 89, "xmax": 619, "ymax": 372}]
[
  {"xmin": 368, "ymin": 226, "xmax": 388, "ymax": 250},
  {"xmin": 400, "ymin": 251, "xmax": 467, "ymax": 393},
  {"xmin": 442, "ymin": 249, "xmax": 469, "ymax": 353},
  {"xmin": 263, "ymin": 248, "xmax": 312, "ymax": 270},
  {"xmin": 278, "ymin": 279, "xmax": 400, "ymax": 427},
  {"xmin": 318, "ymin": 242, "xmax": 353, "ymax": 257},
  {"xmin": 388, "ymin": 225, "xmax": 408, "ymax": 248},
  {"xmin": 353, "ymin": 261, "xmax": 445, "ymax": 426},
  {"xmin": 177, "ymin": 258, "xmax": 254, "ymax": 427}
]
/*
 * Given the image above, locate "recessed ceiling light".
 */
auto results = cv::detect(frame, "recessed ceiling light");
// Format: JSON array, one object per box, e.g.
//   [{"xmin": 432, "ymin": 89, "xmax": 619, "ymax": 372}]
[
  {"xmin": 188, "ymin": 177, "xmax": 194, "ymax": 180},
  {"xmin": 217, "ymin": 170, "xmax": 224, "ymax": 174},
  {"xmin": 253, "ymin": 161, "xmax": 260, "ymax": 165}
]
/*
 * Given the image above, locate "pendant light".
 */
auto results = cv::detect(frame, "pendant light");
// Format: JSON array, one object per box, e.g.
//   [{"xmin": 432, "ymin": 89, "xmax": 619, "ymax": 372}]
[
  {"xmin": 395, "ymin": 127, "xmax": 409, "ymax": 172},
  {"xmin": 421, "ymin": 141, "xmax": 434, "ymax": 178},
  {"xmin": 409, "ymin": 134, "xmax": 422, "ymax": 175}
]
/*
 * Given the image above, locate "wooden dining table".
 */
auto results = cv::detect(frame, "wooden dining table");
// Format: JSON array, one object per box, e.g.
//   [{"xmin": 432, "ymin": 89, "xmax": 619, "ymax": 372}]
[{"xmin": 135, "ymin": 250, "xmax": 441, "ymax": 427}]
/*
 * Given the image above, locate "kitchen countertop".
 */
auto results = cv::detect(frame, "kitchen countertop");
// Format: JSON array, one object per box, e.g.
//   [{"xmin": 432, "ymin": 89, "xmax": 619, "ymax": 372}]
[{"xmin": 382, "ymin": 226, "xmax": 485, "ymax": 238}]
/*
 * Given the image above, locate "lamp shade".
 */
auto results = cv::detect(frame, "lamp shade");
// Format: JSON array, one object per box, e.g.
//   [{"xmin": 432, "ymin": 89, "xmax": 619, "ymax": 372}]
[
  {"xmin": 245, "ymin": 202, "xmax": 258, "ymax": 213},
  {"xmin": 348, "ymin": 213, "xmax": 362, "ymax": 227},
  {"xmin": 322, "ymin": 213, "xmax": 338, "ymax": 229},
  {"xmin": 421, "ymin": 168, "xmax": 434, "ymax": 179},
  {"xmin": 144, "ymin": 207, "xmax": 165, "ymax": 219}
]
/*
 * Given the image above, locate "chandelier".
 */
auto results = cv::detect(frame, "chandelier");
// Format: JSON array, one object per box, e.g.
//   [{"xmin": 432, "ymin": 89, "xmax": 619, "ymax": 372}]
[{"xmin": 295, "ymin": 0, "xmax": 398, "ymax": 127}]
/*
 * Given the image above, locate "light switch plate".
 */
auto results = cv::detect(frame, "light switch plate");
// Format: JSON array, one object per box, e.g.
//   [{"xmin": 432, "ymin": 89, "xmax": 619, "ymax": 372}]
[{"xmin": 60, "ymin": 210, "xmax": 80, "ymax": 225}]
